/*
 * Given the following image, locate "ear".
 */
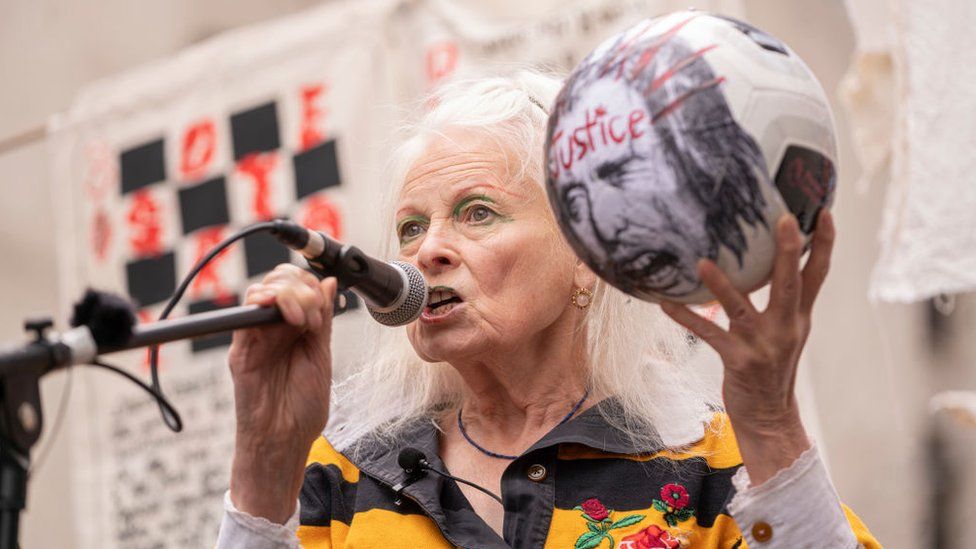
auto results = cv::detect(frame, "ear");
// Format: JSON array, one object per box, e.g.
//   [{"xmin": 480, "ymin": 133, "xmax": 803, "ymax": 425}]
[{"xmin": 573, "ymin": 259, "xmax": 599, "ymax": 290}]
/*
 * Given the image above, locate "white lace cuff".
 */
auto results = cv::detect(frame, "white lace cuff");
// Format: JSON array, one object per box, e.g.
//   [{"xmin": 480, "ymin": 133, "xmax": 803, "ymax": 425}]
[
  {"xmin": 728, "ymin": 443, "xmax": 859, "ymax": 548},
  {"xmin": 215, "ymin": 490, "xmax": 301, "ymax": 549}
]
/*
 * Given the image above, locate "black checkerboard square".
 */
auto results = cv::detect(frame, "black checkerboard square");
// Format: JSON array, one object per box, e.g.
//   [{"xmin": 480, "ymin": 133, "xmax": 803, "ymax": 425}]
[
  {"xmin": 293, "ymin": 139, "xmax": 341, "ymax": 199},
  {"xmin": 231, "ymin": 102, "xmax": 280, "ymax": 160},
  {"xmin": 125, "ymin": 252, "xmax": 176, "ymax": 307},
  {"xmin": 120, "ymin": 138, "xmax": 166, "ymax": 194},
  {"xmin": 243, "ymin": 230, "xmax": 292, "ymax": 278},
  {"xmin": 187, "ymin": 295, "xmax": 240, "ymax": 353},
  {"xmin": 178, "ymin": 176, "xmax": 230, "ymax": 234}
]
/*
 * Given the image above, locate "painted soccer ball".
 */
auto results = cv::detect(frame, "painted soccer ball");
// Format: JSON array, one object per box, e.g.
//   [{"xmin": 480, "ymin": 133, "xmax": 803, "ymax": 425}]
[{"xmin": 545, "ymin": 10, "xmax": 837, "ymax": 304}]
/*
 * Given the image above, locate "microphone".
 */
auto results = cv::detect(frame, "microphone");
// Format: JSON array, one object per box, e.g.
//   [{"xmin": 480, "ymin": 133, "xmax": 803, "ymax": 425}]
[
  {"xmin": 394, "ymin": 447, "xmax": 503, "ymax": 505},
  {"xmin": 269, "ymin": 220, "xmax": 427, "ymax": 327}
]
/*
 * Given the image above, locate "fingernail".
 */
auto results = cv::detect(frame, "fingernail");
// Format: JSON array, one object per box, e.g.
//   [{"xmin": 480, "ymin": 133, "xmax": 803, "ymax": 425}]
[
  {"xmin": 697, "ymin": 258, "xmax": 712, "ymax": 276},
  {"xmin": 822, "ymin": 209, "xmax": 834, "ymax": 230}
]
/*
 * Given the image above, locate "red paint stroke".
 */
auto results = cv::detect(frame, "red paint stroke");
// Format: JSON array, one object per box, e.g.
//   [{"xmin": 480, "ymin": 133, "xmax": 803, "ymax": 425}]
[
  {"xmin": 180, "ymin": 119, "xmax": 217, "ymax": 181},
  {"xmin": 300, "ymin": 84, "xmax": 329, "ymax": 151},
  {"xmin": 126, "ymin": 190, "xmax": 164, "ymax": 257},
  {"xmin": 301, "ymin": 195, "xmax": 343, "ymax": 240},
  {"xmin": 599, "ymin": 19, "xmax": 655, "ymax": 78},
  {"xmin": 787, "ymin": 156, "xmax": 829, "ymax": 203},
  {"xmin": 650, "ymin": 76, "xmax": 726, "ymax": 123},
  {"xmin": 648, "ymin": 44, "xmax": 718, "ymax": 93},
  {"xmin": 190, "ymin": 226, "xmax": 233, "ymax": 301},
  {"xmin": 237, "ymin": 152, "xmax": 279, "ymax": 221},
  {"xmin": 90, "ymin": 208, "xmax": 112, "ymax": 262},
  {"xmin": 603, "ymin": 15, "xmax": 699, "ymax": 80},
  {"xmin": 425, "ymin": 40, "xmax": 458, "ymax": 88},
  {"xmin": 82, "ymin": 140, "xmax": 118, "ymax": 201}
]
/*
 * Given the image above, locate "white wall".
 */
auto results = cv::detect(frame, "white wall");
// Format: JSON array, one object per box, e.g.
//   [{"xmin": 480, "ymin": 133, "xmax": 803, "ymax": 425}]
[{"xmin": 0, "ymin": 1, "xmax": 943, "ymax": 547}]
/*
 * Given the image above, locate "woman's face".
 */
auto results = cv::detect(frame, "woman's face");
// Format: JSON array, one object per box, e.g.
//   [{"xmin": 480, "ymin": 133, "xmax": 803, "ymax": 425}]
[
  {"xmin": 396, "ymin": 129, "xmax": 583, "ymax": 363},
  {"xmin": 548, "ymin": 78, "xmax": 712, "ymax": 298}
]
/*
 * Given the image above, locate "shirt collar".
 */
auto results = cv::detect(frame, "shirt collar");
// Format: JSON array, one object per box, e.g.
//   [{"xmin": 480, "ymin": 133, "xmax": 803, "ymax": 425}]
[{"xmin": 348, "ymin": 398, "xmax": 708, "ymax": 480}]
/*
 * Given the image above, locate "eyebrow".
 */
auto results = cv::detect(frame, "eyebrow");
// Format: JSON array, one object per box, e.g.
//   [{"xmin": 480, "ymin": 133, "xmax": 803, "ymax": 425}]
[{"xmin": 395, "ymin": 182, "xmax": 526, "ymax": 217}]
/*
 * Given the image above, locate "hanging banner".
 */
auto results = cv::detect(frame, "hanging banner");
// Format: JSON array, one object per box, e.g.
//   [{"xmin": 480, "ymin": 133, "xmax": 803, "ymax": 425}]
[
  {"xmin": 48, "ymin": 3, "xmax": 396, "ymax": 547},
  {"xmin": 388, "ymin": 0, "xmax": 743, "ymax": 97},
  {"xmin": 855, "ymin": 0, "xmax": 976, "ymax": 302},
  {"xmin": 47, "ymin": 0, "xmax": 741, "ymax": 547}
]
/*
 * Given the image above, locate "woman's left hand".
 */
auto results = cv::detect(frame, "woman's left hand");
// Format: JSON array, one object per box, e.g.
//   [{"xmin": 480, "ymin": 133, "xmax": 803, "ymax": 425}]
[{"xmin": 660, "ymin": 210, "xmax": 835, "ymax": 486}]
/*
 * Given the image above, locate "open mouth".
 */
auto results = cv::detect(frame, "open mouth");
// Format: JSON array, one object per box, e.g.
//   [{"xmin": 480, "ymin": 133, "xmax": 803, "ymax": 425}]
[
  {"xmin": 425, "ymin": 286, "xmax": 463, "ymax": 316},
  {"xmin": 618, "ymin": 250, "xmax": 681, "ymax": 290}
]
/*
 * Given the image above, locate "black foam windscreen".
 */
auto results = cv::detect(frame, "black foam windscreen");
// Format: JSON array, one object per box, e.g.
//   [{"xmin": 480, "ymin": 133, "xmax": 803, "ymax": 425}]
[
  {"xmin": 70, "ymin": 289, "xmax": 137, "ymax": 348},
  {"xmin": 397, "ymin": 447, "xmax": 427, "ymax": 474}
]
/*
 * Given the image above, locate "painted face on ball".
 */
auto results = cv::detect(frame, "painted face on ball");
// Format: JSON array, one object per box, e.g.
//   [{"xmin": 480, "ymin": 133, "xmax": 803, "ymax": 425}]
[
  {"xmin": 548, "ymin": 79, "xmax": 710, "ymax": 297},
  {"xmin": 547, "ymin": 20, "xmax": 771, "ymax": 301}
]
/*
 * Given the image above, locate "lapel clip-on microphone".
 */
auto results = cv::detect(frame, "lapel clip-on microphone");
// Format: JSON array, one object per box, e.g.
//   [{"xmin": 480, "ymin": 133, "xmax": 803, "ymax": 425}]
[{"xmin": 394, "ymin": 447, "xmax": 503, "ymax": 506}]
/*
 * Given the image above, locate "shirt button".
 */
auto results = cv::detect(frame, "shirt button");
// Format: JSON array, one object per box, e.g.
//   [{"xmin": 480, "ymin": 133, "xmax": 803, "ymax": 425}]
[
  {"xmin": 526, "ymin": 464, "xmax": 547, "ymax": 482},
  {"xmin": 751, "ymin": 521, "xmax": 773, "ymax": 542}
]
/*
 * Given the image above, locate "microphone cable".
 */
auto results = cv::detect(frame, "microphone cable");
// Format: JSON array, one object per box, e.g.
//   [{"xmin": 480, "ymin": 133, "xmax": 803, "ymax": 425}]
[
  {"xmin": 396, "ymin": 447, "xmax": 503, "ymax": 505},
  {"xmin": 147, "ymin": 221, "xmax": 278, "ymax": 431}
]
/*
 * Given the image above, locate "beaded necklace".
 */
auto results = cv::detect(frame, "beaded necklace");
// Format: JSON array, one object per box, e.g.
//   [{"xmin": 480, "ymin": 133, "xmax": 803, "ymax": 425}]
[{"xmin": 456, "ymin": 389, "xmax": 590, "ymax": 460}]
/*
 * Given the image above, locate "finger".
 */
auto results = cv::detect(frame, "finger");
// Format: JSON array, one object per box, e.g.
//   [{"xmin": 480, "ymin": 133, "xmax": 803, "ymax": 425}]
[
  {"xmin": 767, "ymin": 214, "xmax": 804, "ymax": 322},
  {"xmin": 660, "ymin": 300, "xmax": 735, "ymax": 356},
  {"xmin": 313, "ymin": 278, "xmax": 338, "ymax": 335},
  {"xmin": 306, "ymin": 307, "xmax": 324, "ymax": 333},
  {"xmin": 264, "ymin": 264, "xmax": 320, "ymax": 291},
  {"xmin": 274, "ymin": 285, "xmax": 307, "ymax": 327},
  {"xmin": 697, "ymin": 259, "xmax": 758, "ymax": 329},
  {"xmin": 292, "ymin": 281, "xmax": 325, "ymax": 327},
  {"xmin": 320, "ymin": 277, "xmax": 337, "ymax": 313},
  {"xmin": 243, "ymin": 284, "xmax": 275, "ymax": 306},
  {"xmin": 800, "ymin": 209, "xmax": 835, "ymax": 314}
]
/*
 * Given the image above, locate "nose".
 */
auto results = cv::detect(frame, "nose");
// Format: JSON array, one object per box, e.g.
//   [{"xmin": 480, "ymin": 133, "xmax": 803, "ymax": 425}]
[
  {"xmin": 415, "ymin": 222, "xmax": 460, "ymax": 275},
  {"xmin": 589, "ymin": 186, "xmax": 629, "ymax": 244}
]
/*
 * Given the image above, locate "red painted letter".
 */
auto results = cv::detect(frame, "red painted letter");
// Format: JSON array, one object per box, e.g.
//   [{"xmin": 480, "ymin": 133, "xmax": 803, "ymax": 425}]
[
  {"xmin": 126, "ymin": 190, "xmax": 163, "ymax": 257},
  {"xmin": 180, "ymin": 119, "xmax": 217, "ymax": 181},
  {"xmin": 190, "ymin": 227, "xmax": 232, "ymax": 301},
  {"xmin": 301, "ymin": 195, "xmax": 343, "ymax": 240},
  {"xmin": 237, "ymin": 152, "xmax": 279, "ymax": 221},
  {"xmin": 300, "ymin": 84, "xmax": 328, "ymax": 151}
]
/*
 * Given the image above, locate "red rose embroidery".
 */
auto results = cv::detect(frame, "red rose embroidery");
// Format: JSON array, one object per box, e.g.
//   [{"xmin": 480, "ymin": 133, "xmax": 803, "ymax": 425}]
[
  {"xmin": 652, "ymin": 483, "xmax": 695, "ymax": 526},
  {"xmin": 580, "ymin": 497, "xmax": 610, "ymax": 521},
  {"xmin": 619, "ymin": 525, "xmax": 679, "ymax": 549},
  {"xmin": 660, "ymin": 484, "xmax": 690, "ymax": 510},
  {"xmin": 573, "ymin": 498, "xmax": 645, "ymax": 549}
]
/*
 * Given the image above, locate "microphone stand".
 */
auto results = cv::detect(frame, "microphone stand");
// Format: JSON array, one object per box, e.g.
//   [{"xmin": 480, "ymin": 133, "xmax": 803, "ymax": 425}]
[
  {"xmin": 0, "ymin": 295, "xmax": 353, "ymax": 549},
  {"xmin": 0, "ymin": 219, "xmax": 405, "ymax": 549}
]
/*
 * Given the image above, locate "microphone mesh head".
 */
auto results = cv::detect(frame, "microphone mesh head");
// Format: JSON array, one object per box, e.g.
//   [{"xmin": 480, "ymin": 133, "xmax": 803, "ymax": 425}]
[{"xmin": 367, "ymin": 261, "xmax": 428, "ymax": 327}]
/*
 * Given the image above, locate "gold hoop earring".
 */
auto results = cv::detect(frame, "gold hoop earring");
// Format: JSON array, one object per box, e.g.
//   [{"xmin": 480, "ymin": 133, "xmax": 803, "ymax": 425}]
[{"xmin": 571, "ymin": 287, "xmax": 593, "ymax": 310}]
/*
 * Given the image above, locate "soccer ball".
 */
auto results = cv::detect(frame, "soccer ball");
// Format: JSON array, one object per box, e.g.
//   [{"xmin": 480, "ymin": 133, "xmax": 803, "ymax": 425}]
[{"xmin": 544, "ymin": 10, "xmax": 837, "ymax": 304}]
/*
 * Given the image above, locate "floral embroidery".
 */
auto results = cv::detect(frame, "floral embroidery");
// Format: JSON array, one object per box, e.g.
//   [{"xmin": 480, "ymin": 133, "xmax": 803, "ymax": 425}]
[
  {"xmin": 651, "ymin": 483, "xmax": 695, "ymax": 527},
  {"xmin": 573, "ymin": 498, "xmax": 645, "ymax": 549},
  {"xmin": 617, "ymin": 525, "xmax": 680, "ymax": 549}
]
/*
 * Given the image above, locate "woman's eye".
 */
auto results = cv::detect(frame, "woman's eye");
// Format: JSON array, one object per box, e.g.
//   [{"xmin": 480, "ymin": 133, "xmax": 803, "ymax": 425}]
[
  {"xmin": 398, "ymin": 221, "xmax": 425, "ymax": 240},
  {"xmin": 469, "ymin": 205, "xmax": 494, "ymax": 222},
  {"xmin": 564, "ymin": 187, "xmax": 587, "ymax": 222}
]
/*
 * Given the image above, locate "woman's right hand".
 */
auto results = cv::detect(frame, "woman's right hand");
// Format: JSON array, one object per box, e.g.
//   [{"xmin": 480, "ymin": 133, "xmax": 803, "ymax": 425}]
[{"xmin": 227, "ymin": 264, "xmax": 337, "ymax": 523}]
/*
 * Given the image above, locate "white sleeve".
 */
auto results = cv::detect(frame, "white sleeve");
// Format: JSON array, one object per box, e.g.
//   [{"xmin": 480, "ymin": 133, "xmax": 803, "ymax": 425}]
[
  {"xmin": 728, "ymin": 443, "xmax": 860, "ymax": 548},
  {"xmin": 215, "ymin": 491, "xmax": 302, "ymax": 549}
]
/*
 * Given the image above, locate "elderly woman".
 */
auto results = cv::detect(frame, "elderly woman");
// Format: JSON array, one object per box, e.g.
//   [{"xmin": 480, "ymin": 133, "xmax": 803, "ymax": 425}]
[{"xmin": 215, "ymin": 72, "xmax": 878, "ymax": 548}]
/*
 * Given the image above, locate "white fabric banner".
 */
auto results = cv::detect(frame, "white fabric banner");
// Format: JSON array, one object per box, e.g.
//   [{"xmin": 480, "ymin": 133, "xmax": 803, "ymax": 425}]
[
  {"xmin": 47, "ymin": 0, "xmax": 742, "ymax": 547},
  {"xmin": 843, "ymin": 0, "xmax": 976, "ymax": 302}
]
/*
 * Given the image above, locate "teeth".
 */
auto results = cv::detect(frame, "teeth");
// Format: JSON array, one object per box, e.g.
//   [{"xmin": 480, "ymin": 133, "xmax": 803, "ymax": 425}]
[
  {"xmin": 434, "ymin": 303, "xmax": 454, "ymax": 315},
  {"xmin": 429, "ymin": 289, "xmax": 456, "ymax": 304}
]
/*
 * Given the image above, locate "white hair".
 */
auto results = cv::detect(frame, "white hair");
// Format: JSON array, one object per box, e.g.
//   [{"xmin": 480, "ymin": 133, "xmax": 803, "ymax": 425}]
[{"xmin": 332, "ymin": 70, "xmax": 720, "ymax": 454}]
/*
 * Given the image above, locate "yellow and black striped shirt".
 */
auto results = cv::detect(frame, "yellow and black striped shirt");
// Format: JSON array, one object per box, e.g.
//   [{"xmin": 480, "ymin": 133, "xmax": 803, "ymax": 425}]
[{"xmin": 296, "ymin": 404, "xmax": 878, "ymax": 548}]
